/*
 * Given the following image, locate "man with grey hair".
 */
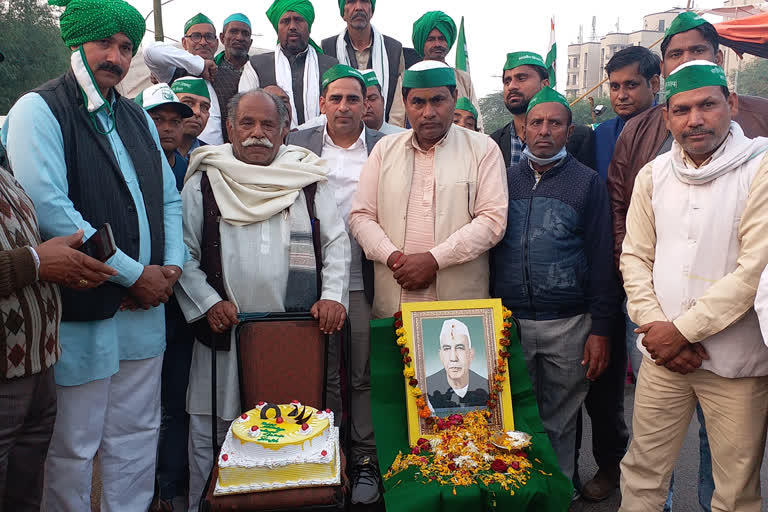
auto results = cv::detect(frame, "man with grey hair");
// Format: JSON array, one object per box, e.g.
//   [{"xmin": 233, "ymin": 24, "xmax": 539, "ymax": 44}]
[
  {"xmin": 176, "ymin": 89, "xmax": 351, "ymax": 511},
  {"xmin": 426, "ymin": 318, "xmax": 489, "ymax": 410}
]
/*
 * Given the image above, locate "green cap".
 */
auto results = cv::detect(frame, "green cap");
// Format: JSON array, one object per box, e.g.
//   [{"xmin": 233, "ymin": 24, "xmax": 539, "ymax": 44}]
[
  {"xmin": 171, "ymin": 76, "xmax": 211, "ymax": 100},
  {"xmin": 455, "ymin": 97, "xmax": 478, "ymax": 119},
  {"xmin": 412, "ymin": 11, "xmax": 456, "ymax": 58},
  {"xmin": 526, "ymin": 86, "xmax": 570, "ymax": 114},
  {"xmin": 402, "ymin": 60, "xmax": 456, "ymax": 89},
  {"xmin": 49, "ymin": 0, "xmax": 145, "ymax": 57},
  {"xmin": 321, "ymin": 64, "xmax": 367, "ymax": 92},
  {"xmin": 361, "ymin": 69, "xmax": 380, "ymax": 88},
  {"xmin": 665, "ymin": 11, "xmax": 709, "ymax": 39},
  {"xmin": 338, "ymin": 0, "xmax": 375, "ymax": 18},
  {"xmin": 184, "ymin": 13, "xmax": 215, "ymax": 34},
  {"xmin": 504, "ymin": 51, "xmax": 547, "ymax": 72},
  {"xmin": 135, "ymin": 83, "xmax": 193, "ymax": 118},
  {"xmin": 664, "ymin": 60, "xmax": 727, "ymax": 100},
  {"xmin": 223, "ymin": 13, "xmax": 251, "ymax": 29}
]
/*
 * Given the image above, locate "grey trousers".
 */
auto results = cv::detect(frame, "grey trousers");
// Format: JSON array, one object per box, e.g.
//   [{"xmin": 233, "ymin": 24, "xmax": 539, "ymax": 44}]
[
  {"xmin": 518, "ymin": 314, "xmax": 591, "ymax": 481},
  {"xmin": 348, "ymin": 291, "xmax": 375, "ymax": 461},
  {"xmin": 0, "ymin": 366, "xmax": 56, "ymax": 512}
]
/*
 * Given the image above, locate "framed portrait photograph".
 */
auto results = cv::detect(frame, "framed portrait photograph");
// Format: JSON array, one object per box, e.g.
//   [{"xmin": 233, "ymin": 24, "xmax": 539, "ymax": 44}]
[{"xmin": 401, "ymin": 299, "xmax": 514, "ymax": 445}]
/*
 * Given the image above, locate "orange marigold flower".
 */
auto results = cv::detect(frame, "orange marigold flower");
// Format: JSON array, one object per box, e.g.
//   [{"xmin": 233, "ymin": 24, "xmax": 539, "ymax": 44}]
[
  {"xmin": 418, "ymin": 407, "xmax": 431, "ymax": 419},
  {"xmin": 500, "ymin": 338, "xmax": 511, "ymax": 347},
  {"xmin": 416, "ymin": 397, "xmax": 426, "ymax": 408}
]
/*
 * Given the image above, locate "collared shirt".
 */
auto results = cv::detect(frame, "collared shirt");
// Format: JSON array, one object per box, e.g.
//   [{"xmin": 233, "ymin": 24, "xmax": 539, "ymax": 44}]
[
  {"xmin": 321, "ymin": 124, "xmax": 368, "ymax": 291},
  {"xmin": 509, "ymin": 122, "xmax": 525, "ymax": 168},
  {"xmin": 2, "ymin": 91, "xmax": 185, "ymax": 387}
]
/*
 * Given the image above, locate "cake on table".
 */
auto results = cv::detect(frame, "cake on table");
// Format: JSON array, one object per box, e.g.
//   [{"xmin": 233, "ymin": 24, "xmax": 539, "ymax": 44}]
[{"xmin": 215, "ymin": 401, "xmax": 341, "ymax": 495}]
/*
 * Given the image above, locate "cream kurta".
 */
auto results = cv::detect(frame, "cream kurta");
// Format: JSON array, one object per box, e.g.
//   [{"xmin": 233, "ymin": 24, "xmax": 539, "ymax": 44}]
[
  {"xmin": 176, "ymin": 172, "xmax": 350, "ymax": 420},
  {"xmin": 621, "ymin": 133, "xmax": 768, "ymax": 378},
  {"xmin": 388, "ymin": 67, "xmax": 483, "ymax": 131}
]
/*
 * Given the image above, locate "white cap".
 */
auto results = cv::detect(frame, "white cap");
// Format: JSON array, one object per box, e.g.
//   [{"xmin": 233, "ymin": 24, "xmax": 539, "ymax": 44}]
[
  {"xmin": 439, "ymin": 319, "xmax": 472, "ymax": 349},
  {"xmin": 135, "ymin": 83, "xmax": 193, "ymax": 118}
]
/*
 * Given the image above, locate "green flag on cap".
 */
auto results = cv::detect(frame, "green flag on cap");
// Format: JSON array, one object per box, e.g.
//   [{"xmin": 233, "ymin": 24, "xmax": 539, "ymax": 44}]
[
  {"xmin": 49, "ymin": 0, "xmax": 145, "ymax": 56},
  {"xmin": 664, "ymin": 60, "xmax": 727, "ymax": 100},
  {"xmin": 455, "ymin": 97, "xmax": 477, "ymax": 119},
  {"xmin": 504, "ymin": 51, "xmax": 547, "ymax": 72},
  {"xmin": 171, "ymin": 77, "xmax": 211, "ymax": 100},
  {"xmin": 184, "ymin": 13, "xmax": 215, "ymax": 34},
  {"xmin": 402, "ymin": 61, "xmax": 456, "ymax": 89},
  {"xmin": 526, "ymin": 86, "xmax": 570, "ymax": 114},
  {"xmin": 412, "ymin": 11, "xmax": 457, "ymax": 58},
  {"xmin": 665, "ymin": 11, "xmax": 709, "ymax": 39},
  {"xmin": 361, "ymin": 69, "xmax": 380, "ymax": 88},
  {"xmin": 338, "ymin": 0, "xmax": 376, "ymax": 18},
  {"xmin": 135, "ymin": 83, "xmax": 193, "ymax": 118},
  {"xmin": 266, "ymin": 0, "xmax": 323, "ymax": 53},
  {"xmin": 223, "ymin": 13, "xmax": 251, "ymax": 28},
  {"xmin": 322, "ymin": 64, "xmax": 367, "ymax": 92}
]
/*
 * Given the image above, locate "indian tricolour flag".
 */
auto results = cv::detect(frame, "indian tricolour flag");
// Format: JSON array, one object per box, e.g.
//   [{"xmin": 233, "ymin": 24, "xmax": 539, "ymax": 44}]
[{"xmin": 545, "ymin": 16, "xmax": 557, "ymax": 88}]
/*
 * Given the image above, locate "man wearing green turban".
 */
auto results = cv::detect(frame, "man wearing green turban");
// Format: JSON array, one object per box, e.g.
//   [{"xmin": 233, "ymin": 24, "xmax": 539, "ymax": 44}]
[
  {"xmin": 388, "ymin": 11, "xmax": 482, "ymax": 131},
  {"xmin": 619, "ymin": 60, "xmax": 768, "ymax": 512},
  {"xmin": 239, "ymin": 0, "xmax": 338, "ymax": 128},
  {"xmin": 321, "ymin": 0, "xmax": 405, "ymax": 121},
  {"xmin": 144, "ymin": 13, "xmax": 224, "ymax": 144},
  {"xmin": 2, "ymin": 0, "xmax": 186, "ymax": 510}
]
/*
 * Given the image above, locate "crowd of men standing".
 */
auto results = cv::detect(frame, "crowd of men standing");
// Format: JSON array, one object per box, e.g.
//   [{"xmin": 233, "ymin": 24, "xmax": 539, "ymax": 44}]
[{"xmin": 1, "ymin": 0, "xmax": 768, "ymax": 511}]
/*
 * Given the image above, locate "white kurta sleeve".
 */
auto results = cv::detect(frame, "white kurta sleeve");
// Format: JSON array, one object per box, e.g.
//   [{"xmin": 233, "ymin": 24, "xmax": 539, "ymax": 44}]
[
  {"xmin": 314, "ymin": 180, "xmax": 351, "ymax": 311},
  {"xmin": 143, "ymin": 42, "xmax": 206, "ymax": 84},
  {"xmin": 238, "ymin": 61, "xmax": 261, "ymax": 93},
  {"xmin": 176, "ymin": 173, "xmax": 224, "ymax": 322},
  {"xmin": 755, "ymin": 265, "xmax": 768, "ymax": 347}
]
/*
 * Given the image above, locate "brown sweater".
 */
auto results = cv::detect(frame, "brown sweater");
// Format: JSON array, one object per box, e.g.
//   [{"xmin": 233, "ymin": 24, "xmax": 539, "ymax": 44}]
[{"xmin": 0, "ymin": 158, "xmax": 61, "ymax": 379}]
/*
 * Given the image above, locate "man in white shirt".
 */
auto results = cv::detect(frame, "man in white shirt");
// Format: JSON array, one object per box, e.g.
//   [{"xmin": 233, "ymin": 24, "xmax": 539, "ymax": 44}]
[
  {"xmin": 144, "ymin": 13, "xmax": 223, "ymax": 144},
  {"xmin": 287, "ymin": 64, "xmax": 384, "ymax": 505}
]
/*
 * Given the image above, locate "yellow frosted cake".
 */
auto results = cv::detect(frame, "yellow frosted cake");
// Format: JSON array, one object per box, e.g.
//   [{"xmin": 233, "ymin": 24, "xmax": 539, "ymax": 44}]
[{"xmin": 214, "ymin": 401, "xmax": 340, "ymax": 495}]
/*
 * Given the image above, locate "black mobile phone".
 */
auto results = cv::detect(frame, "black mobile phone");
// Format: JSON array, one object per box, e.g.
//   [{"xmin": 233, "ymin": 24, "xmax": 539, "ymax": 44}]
[{"xmin": 79, "ymin": 223, "xmax": 117, "ymax": 262}]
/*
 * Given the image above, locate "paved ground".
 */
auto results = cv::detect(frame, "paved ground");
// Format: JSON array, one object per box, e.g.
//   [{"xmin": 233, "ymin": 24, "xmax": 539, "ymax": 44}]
[{"xmin": 91, "ymin": 384, "xmax": 768, "ymax": 511}]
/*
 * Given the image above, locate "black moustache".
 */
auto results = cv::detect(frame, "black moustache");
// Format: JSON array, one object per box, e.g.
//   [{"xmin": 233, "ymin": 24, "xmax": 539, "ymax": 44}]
[
  {"xmin": 97, "ymin": 63, "xmax": 123, "ymax": 76},
  {"xmin": 683, "ymin": 129, "xmax": 714, "ymax": 137}
]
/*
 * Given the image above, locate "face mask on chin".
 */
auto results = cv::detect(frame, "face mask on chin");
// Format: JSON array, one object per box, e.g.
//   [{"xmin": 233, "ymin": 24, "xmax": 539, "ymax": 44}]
[{"xmin": 522, "ymin": 145, "xmax": 567, "ymax": 166}]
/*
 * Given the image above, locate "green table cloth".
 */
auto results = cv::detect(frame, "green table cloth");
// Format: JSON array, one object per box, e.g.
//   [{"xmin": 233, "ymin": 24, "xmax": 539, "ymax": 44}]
[{"xmin": 369, "ymin": 317, "xmax": 572, "ymax": 512}]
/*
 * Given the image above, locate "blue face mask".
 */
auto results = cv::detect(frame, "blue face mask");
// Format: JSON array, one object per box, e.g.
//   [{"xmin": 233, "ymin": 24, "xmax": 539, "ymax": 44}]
[{"xmin": 522, "ymin": 145, "xmax": 567, "ymax": 166}]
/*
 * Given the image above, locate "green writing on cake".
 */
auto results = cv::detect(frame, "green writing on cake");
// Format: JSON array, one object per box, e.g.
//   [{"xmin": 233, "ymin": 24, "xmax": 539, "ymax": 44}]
[{"xmin": 259, "ymin": 423, "xmax": 285, "ymax": 443}]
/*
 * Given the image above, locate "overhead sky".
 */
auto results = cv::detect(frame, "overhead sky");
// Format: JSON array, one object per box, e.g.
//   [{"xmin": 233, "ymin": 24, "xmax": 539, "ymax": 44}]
[{"xmin": 130, "ymin": 0, "xmax": 725, "ymax": 99}]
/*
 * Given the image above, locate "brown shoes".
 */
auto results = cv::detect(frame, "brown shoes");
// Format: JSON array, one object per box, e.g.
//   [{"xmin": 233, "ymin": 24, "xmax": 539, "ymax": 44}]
[{"xmin": 580, "ymin": 466, "xmax": 620, "ymax": 502}]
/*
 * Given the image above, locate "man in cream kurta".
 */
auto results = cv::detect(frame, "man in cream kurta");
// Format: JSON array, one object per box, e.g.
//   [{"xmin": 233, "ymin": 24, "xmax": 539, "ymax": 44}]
[
  {"xmin": 619, "ymin": 61, "xmax": 768, "ymax": 512},
  {"xmin": 349, "ymin": 61, "xmax": 507, "ymax": 320},
  {"xmin": 177, "ymin": 90, "xmax": 350, "ymax": 511}
]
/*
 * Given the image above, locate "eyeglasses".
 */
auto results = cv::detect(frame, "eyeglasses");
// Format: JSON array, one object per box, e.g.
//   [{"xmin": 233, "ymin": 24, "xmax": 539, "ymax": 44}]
[{"xmin": 185, "ymin": 33, "xmax": 217, "ymax": 43}]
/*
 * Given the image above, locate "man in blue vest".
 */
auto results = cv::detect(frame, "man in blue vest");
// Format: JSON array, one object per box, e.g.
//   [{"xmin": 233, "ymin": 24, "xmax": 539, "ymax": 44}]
[{"xmin": 1, "ymin": 0, "xmax": 185, "ymax": 508}]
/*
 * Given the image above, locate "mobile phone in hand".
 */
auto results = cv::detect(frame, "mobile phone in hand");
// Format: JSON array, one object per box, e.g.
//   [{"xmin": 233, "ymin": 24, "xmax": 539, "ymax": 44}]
[{"xmin": 78, "ymin": 223, "xmax": 117, "ymax": 262}]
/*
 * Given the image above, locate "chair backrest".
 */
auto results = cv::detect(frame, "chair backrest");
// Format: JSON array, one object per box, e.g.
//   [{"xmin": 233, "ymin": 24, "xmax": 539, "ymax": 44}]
[{"xmin": 237, "ymin": 316, "xmax": 327, "ymax": 412}]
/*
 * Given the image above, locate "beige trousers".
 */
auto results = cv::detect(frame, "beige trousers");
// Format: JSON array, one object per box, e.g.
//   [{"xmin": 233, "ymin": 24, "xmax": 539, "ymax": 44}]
[{"xmin": 620, "ymin": 356, "xmax": 768, "ymax": 512}]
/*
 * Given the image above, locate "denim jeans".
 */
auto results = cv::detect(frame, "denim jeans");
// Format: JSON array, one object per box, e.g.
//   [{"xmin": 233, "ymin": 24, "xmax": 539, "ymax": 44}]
[{"xmin": 663, "ymin": 404, "xmax": 714, "ymax": 511}]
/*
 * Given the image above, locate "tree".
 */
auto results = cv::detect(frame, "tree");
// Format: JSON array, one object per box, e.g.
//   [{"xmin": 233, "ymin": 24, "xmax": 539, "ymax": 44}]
[
  {"xmin": 568, "ymin": 95, "xmax": 616, "ymax": 127},
  {"xmin": 0, "ymin": 0, "xmax": 71, "ymax": 115},
  {"xmin": 732, "ymin": 58, "xmax": 768, "ymax": 98},
  {"xmin": 478, "ymin": 91, "xmax": 512, "ymax": 135}
]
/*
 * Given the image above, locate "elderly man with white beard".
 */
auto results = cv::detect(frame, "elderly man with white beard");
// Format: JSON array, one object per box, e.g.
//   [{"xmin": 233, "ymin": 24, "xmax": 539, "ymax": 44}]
[{"xmin": 176, "ymin": 89, "xmax": 350, "ymax": 511}]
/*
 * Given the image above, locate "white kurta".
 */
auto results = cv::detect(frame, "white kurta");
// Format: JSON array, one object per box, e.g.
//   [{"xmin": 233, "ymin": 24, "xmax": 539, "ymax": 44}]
[
  {"xmin": 143, "ymin": 42, "xmax": 223, "ymax": 145},
  {"xmin": 176, "ymin": 172, "xmax": 350, "ymax": 420}
]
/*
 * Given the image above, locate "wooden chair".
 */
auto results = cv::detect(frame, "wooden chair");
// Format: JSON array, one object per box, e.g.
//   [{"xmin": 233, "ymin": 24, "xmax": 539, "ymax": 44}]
[{"xmin": 200, "ymin": 313, "xmax": 351, "ymax": 512}]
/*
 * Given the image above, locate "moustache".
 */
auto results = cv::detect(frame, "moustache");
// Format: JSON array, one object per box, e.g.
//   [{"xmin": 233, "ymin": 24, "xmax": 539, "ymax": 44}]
[
  {"xmin": 97, "ymin": 62, "xmax": 124, "ymax": 76},
  {"xmin": 352, "ymin": 11, "xmax": 368, "ymax": 18},
  {"xmin": 683, "ymin": 128, "xmax": 715, "ymax": 138},
  {"xmin": 241, "ymin": 136, "xmax": 274, "ymax": 148}
]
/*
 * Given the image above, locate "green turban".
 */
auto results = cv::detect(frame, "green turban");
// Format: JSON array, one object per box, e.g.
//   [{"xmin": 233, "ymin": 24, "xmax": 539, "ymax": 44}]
[
  {"xmin": 184, "ymin": 13, "xmax": 215, "ymax": 34},
  {"xmin": 526, "ymin": 86, "xmax": 570, "ymax": 114},
  {"xmin": 338, "ymin": 0, "xmax": 376, "ymax": 18},
  {"xmin": 322, "ymin": 64, "xmax": 367, "ymax": 92},
  {"xmin": 402, "ymin": 61, "xmax": 456, "ymax": 89},
  {"xmin": 361, "ymin": 69, "xmax": 380, "ymax": 88},
  {"xmin": 412, "ymin": 11, "xmax": 457, "ymax": 57},
  {"xmin": 49, "ymin": 0, "xmax": 145, "ymax": 56},
  {"xmin": 223, "ymin": 13, "xmax": 251, "ymax": 29},
  {"xmin": 455, "ymin": 97, "xmax": 478, "ymax": 119},
  {"xmin": 265, "ymin": 0, "xmax": 323, "ymax": 53},
  {"xmin": 504, "ymin": 51, "xmax": 547, "ymax": 72},
  {"xmin": 171, "ymin": 76, "xmax": 211, "ymax": 99},
  {"xmin": 664, "ymin": 60, "xmax": 727, "ymax": 100},
  {"xmin": 665, "ymin": 11, "xmax": 709, "ymax": 39}
]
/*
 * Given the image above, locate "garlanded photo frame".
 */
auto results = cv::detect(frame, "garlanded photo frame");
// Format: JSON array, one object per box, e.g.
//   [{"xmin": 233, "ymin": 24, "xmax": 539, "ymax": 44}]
[{"xmin": 398, "ymin": 299, "xmax": 514, "ymax": 446}]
